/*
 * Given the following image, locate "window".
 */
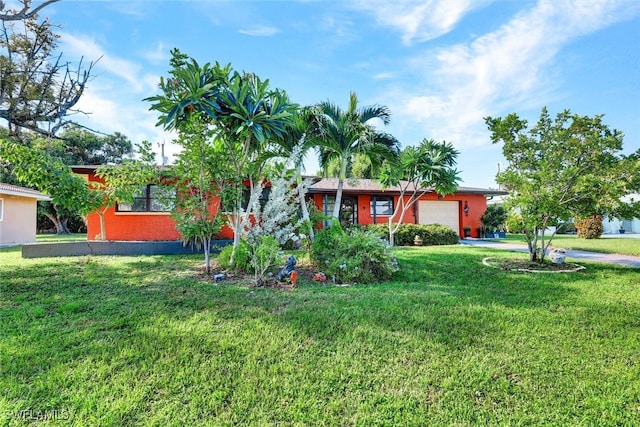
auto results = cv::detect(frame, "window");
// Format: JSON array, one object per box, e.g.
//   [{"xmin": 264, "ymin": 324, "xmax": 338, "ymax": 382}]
[
  {"xmin": 322, "ymin": 195, "xmax": 358, "ymax": 227},
  {"xmin": 370, "ymin": 196, "xmax": 394, "ymax": 216},
  {"xmin": 117, "ymin": 185, "xmax": 175, "ymax": 212}
]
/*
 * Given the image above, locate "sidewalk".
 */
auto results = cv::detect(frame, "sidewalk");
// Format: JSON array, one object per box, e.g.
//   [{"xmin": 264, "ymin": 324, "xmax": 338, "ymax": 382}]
[{"xmin": 460, "ymin": 238, "xmax": 640, "ymax": 268}]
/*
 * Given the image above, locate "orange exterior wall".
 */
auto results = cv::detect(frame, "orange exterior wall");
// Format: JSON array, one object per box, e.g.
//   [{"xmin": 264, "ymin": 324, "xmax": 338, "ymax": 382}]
[
  {"xmin": 311, "ymin": 192, "xmax": 488, "ymax": 238},
  {"xmin": 84, "ymin": 173, "xmax": 235, "ymax": 241},
  {"xmin": 82, "ymin": 171, "xmax": 488, "ymax": 240}
]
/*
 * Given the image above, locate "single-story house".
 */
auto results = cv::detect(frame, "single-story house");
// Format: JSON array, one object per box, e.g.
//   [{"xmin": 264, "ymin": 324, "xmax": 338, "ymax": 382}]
[
  {"xmin": 603, "ymin": 193, "xmax": 640, "ymax": 234},
  {"xmin": 71, "ymin": 166, "xmax": 506, "ymax": 241},
  {"xmin": 0, "ymin": 183, "xmax": 51, "ymax": 246},
  {"xmin": 308, "ymin": 178, "xmax": 507, "ymax": 238}
]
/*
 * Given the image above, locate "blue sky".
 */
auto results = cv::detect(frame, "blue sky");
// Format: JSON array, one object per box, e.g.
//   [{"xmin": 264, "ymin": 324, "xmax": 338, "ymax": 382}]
[{"xmin": 34, "ymin": 0, "xmax": 640, "ymax": 188}]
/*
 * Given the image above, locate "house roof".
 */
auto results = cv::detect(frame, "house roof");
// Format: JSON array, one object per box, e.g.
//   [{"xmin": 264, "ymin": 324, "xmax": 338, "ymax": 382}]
[
  {"xmin": 308, "ymin": 178, "xmax": 508, "ymax": 196},
  {"xmin": 0, "ymin": 183, "xmax": 51, "ymax": 201}
]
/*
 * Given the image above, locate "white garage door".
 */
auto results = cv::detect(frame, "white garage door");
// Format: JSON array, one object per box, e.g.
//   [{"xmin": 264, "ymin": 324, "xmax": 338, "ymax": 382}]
[{"xmin": 418, "ymin": 201, "xmax": 460, "ymax": 232}]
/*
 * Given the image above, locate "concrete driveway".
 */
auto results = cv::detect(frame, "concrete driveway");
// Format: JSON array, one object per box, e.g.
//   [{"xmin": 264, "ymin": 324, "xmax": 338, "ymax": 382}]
[{"xmin": 460, "ymin": 238, "xmax": 640, "ymax": 268}]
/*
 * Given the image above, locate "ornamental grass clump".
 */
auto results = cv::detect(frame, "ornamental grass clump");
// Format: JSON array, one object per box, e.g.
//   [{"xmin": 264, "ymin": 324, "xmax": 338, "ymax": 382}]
[{"xmin": 312, "ymin": 223, "xmax": 397, "ymax": 284}]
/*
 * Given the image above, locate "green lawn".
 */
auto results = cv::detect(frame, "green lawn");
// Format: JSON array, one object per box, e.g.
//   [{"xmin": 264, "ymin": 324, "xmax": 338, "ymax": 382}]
[
  {"xmin": 36, "ymin": 233, "xmax": 88, "ymax": 243},
  {"xmin": 494, "ymin": 234, "xmax": 640, "ymax": 257},
  {"xmin": 1, "ymin": 246, "xmax": 639, "ymax": 425}
]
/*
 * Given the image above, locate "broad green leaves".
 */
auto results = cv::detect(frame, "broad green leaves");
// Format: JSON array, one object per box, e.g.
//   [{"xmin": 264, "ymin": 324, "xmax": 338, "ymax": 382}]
[{"xmin": 486, "ymin": 107, "xmax": 640, "ymax": 262}]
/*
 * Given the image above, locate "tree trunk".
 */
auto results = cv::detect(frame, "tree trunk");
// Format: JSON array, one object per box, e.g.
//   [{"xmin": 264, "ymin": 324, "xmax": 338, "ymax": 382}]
[
  {"xmin": 204, "ymin": 237, "xmax": 211, "ymax": 274},
  {"xmin": 332, "ymin": 160, "xmax": 348, "ymax": 221},
  {"xmin": 297, "ymin": 173, "xmax": 314, "ymax": 243},
  {"xmin": 388, "ymin": 217, "xmax": 395, "ymax": 247},
  {"xmin": 96, "ymin": 210, "xmax": 107, "ymax": 240},
  {"xmin": 44, "ymin": 211, "xmax": 70, "ymax": 235}
]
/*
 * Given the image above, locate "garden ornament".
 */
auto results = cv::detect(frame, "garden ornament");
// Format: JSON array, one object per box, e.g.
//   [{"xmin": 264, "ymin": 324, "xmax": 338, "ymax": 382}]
[{"xmin": 277, "ymin": 255, "xmax": 297, "ymax": 282}]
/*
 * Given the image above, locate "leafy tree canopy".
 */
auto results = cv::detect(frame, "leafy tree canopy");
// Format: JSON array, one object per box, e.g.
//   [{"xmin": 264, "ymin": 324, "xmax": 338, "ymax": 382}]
[{"xmin": 486, "ymin": 107, "xmax": 640, "ymax": 262}]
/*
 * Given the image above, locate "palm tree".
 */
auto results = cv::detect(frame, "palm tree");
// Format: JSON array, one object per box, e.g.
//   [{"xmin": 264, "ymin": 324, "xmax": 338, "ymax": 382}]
[{"xmin": 310, "ymin": 92, "xmax": 400, "ymax": 220}]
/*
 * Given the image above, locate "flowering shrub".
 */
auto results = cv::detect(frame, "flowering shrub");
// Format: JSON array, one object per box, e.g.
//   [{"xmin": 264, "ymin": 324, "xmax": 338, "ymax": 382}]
[{"xmin": 312, "ymin": 223, "xmax": 397, "ymax": 284}]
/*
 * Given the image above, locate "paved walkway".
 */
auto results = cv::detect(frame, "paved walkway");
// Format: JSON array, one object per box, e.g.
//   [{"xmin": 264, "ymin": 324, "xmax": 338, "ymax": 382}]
[{"xmin": 460, "ymin": 238, "xmax": 640, "ymax": 268}]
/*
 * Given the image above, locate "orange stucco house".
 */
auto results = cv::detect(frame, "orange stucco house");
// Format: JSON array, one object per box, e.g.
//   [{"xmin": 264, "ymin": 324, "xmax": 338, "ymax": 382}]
[
  {"xmin": 72, "ymin": 166, "xmax": 506, "ymax": 241},
  {"xmin": 308, "ymin": 178, "xmax": 506, "ymax": 238}
]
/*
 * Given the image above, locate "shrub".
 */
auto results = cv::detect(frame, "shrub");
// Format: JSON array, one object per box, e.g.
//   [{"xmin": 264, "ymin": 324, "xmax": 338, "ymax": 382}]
[
  {"xmin": 367, "ymin": 223, "xmax": 459, "ymax": 246},
  {"xmin": 576, "ymin": 215, "xmax": 604, "ymax": 239},
  {"xmin": 556, "ymin": 220, "xmax": 577, "ymax": 234},
  {"xmin": 217, "ymin": 239, "xmax": 252, "ymax": 272},
  {"xmin": 481, "ymin": 204, "xmax": 507, "ymax": 233},
  {"xmin": 250, "ymin": 235, "xmax": 282, "ymax": 286},
  {"xmin": 312, "ymin": 224, "xmax": 396, "ymax": 284}
]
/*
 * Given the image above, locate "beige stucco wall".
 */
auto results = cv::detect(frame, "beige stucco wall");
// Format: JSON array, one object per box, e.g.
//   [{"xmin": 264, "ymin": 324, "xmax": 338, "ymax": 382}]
[{"xmin": 0, "ymin": 195, "xmax": 38, "ymax": 246}]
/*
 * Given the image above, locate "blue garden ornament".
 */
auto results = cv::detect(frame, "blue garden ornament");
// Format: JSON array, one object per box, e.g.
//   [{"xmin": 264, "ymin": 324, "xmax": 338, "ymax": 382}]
[{"xmin": 277, "ymin": 255, "xmax": 297, "ymax": 281}]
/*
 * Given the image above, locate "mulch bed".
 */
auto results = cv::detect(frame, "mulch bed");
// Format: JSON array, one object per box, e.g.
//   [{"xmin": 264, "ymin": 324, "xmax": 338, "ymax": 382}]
[{"xmin": 483, "ymin": 257, "xmax": 586, "ymax": 273}]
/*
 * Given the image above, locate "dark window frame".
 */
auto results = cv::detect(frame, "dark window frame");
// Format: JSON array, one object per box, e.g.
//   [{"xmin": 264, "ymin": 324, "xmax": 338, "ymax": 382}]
[
  {"xmin": 116, "ymin": 184, "xmax": 175, "ymax": 213},
  {"xmin": 370, "ymin": 196, "xmax": 394, "ymax": 218},
  {"xmin": 322, "ymin": 195, "xmax": 358, "ymax": 227}
]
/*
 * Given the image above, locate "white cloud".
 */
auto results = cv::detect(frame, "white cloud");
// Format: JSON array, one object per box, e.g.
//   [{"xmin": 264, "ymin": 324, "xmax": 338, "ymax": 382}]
[
  {"xmin": 393, "ymin": 0, "xmax": 640, "ymax": 149},
  {"xmin": 59, "ymin": 32, "xmax": 151, "ymax": 92},
  {"xmin": 352, "ymin": 0, "xmax": 493, "ymax": 44},
  {"xmin": 141, "ymin": 42, "xmax": 170, "ymax": 63},
  {"xmin": 238, "ymin": 25, "xmax": 280, "ymax": 37}
]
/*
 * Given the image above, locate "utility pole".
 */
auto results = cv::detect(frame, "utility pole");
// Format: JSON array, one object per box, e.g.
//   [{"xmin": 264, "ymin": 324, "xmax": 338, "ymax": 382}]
[{"xmin": 158, "ymin": 142, "xmax": 168, "ymax": 165}]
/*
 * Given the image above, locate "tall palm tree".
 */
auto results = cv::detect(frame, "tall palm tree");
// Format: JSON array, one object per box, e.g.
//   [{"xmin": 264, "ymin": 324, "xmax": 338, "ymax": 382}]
[{"xmin": 310, "ymin": 92, "xmax": 400, "ymax": 220}]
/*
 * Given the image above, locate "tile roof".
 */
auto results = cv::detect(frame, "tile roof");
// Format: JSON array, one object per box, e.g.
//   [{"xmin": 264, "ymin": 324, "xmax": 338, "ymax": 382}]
[
  {"xmin": 0, "ymin": 183, "xmax": 51, "ymax": 200},
  {"xmin": 308, "ymin": 178, "xmax": 507, "ymax": 196}
]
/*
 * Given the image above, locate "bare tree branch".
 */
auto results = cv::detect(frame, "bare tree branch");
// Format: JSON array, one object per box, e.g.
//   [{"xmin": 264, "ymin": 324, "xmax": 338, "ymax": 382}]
[
  {"xmin": 1, "ymin": 2, "xmax": 98, "ymax": 139},
  {"xmin": 0, "ymin": 0, "xmax": 60, "ymax": 22}
]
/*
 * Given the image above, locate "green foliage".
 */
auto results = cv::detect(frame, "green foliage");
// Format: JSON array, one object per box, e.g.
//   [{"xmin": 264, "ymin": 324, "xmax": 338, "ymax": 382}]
[
  {"xmin": 556, "ymin": 220, "xmax": 577, "ymax": 234},
  {"xmin": 576, "ymin": 215, "xmax": 604, "ymax": 239},
  {"xmin": 217, "ymin": 240, "xmax": 252, "ymax": 272},
  {"xmin": 368, "ymin": 223, "xmax": 459, "ymax": 246},
  {"xmin": 146, "ymin": 49, "xmax": 298, "ymax": 260},
  {"xmin": 486, "ymin": 107, "xmax": 640, "ymax": 262},
  {"xmin": 250, "ymin": 235, "xmax": 283, "ymax": 286},
  {"xmin": 309, "ymin": 91, "xmax": 399, "ymax": 219},
  {"xmin": 378, "ymin": 139, "xmax": 460, "ymax": 245},
  {"xmin": 481, "ymin": 205, "xmax": 507, "ymax": 232},
  {"xmin": 0, "ymin": 139, "xmax": 101, "ymax": 215},
  {"xmin": 312, "ymin": 224, "xmax": 396, "ymax": 283},
  {"xmin": 505, "ymin": 213, "xmax": 526, "ymax": 234}
]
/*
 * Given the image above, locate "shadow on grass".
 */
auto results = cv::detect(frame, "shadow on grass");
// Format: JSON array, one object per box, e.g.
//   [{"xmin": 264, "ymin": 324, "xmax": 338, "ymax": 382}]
[{"xmin": 2, "ymin": 245, "xmax": 640, "ymax": 423}]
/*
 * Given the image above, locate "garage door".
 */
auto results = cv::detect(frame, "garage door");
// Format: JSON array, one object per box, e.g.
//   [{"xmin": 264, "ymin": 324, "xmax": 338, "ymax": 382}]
[{"xmin": 418, "ymin": 201, "xmax": 460, "ymax": 232}]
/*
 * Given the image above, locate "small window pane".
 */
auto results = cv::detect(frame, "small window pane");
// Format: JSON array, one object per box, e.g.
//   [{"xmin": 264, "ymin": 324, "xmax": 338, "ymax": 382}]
[{"xmin": 371, "ymin": 197, "xmax": 393, "ymax": 215}]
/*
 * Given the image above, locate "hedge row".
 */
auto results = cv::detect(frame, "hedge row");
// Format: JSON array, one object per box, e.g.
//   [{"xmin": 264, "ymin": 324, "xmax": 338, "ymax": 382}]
[{"xmin": 367, "ymin": 223, "xmax": 459, "ymax": 246}]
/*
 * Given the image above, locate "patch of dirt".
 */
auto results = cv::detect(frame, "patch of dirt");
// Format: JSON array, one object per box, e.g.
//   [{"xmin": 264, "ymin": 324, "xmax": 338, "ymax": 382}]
[
  {"xmin": 483, "ymin": 257, "xmax": 586, "ymax": 273},
  {"xmin": 194, "ymin": 260, "xmax": 323, "ymax": 288}
]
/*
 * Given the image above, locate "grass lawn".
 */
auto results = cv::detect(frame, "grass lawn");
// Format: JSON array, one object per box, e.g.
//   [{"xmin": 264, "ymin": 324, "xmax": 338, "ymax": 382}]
[
  {"xmin": 36, "ymin": 233, "xmax": 88, "ymax": 243},
  {"xmin": 494, "ymin": 234, "xmax": 640, "ymax": 257},
  {"xmin": 1, "ymin": 245, "xmax": 639, "ymax": 425}
]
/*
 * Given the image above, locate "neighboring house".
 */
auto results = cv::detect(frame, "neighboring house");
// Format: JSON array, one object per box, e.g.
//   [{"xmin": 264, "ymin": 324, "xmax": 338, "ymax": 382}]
[
  {"xmin": 72, "ymin": 166, "xmax": 506, "ymax": 241},
  {"xmin": 603, "ymin": 193, "xmax": 640, "ymax": 234},
  {"xmin": 0, "ymin": 183, "xmax": 51, "ymax": 246}
]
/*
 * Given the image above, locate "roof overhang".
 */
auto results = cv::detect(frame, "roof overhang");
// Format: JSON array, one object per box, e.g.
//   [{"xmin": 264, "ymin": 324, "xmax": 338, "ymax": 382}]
[{"xmin": 0, "ymin": 183, "xmax": 51, "ymax": 201}]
